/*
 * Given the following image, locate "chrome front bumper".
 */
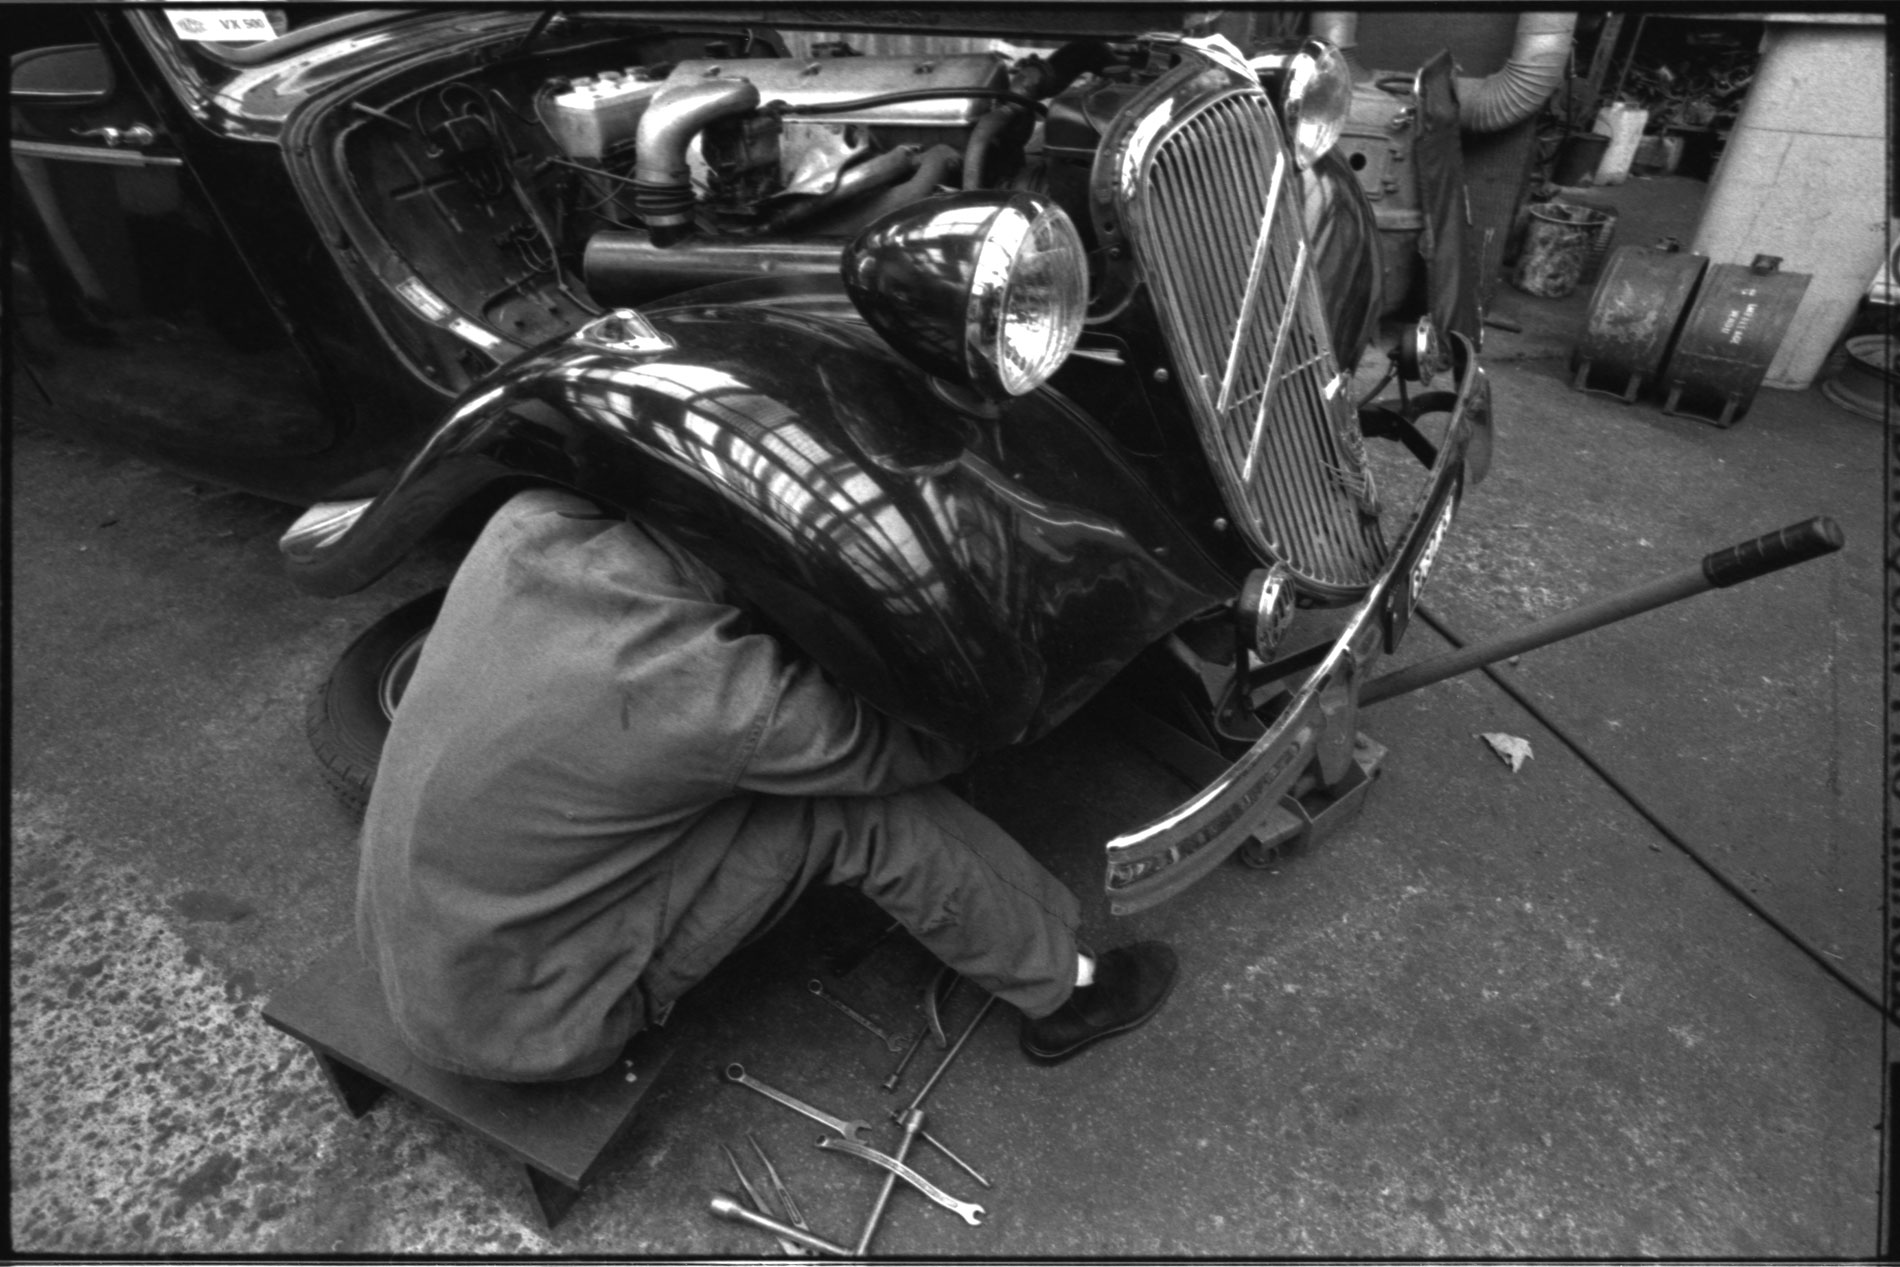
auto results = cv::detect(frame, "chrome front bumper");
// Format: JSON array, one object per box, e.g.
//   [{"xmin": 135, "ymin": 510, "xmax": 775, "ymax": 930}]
[{"xmin": 1103, "ymin": 336, "xmax": 1492, "ymax": 914}]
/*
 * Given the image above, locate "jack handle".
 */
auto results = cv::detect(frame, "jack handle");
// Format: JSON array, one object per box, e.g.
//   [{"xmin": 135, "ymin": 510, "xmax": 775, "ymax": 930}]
[
  {"xmin": 1700, "ymin": 516, "xmax": 1842, "ymax": 589},
  {"xmin": 1363, "ymin": 516, "xmax": 1843, "ymax": 708}
]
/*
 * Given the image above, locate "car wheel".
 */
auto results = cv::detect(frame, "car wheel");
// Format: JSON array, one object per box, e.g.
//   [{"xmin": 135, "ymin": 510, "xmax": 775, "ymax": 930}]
[{"xmin": 306, "ymin": 589, "xmax": 443, "ymax": 817}]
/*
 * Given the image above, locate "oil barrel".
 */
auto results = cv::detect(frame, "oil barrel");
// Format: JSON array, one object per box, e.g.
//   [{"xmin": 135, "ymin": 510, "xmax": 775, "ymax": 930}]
[
  {"xmin": 1661, "ymin": 255, "xmax": 1812, "ymax": 428},
  {"xmin": 1570, "ymin": 245, "xmax": 1708, "ymax": 404}
]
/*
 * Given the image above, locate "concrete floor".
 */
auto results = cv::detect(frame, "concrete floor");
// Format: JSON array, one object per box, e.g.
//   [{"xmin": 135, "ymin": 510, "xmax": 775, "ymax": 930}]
[{"xmin": 10, "ymin": 192, "xmax": 1890, "ymax": 1254}]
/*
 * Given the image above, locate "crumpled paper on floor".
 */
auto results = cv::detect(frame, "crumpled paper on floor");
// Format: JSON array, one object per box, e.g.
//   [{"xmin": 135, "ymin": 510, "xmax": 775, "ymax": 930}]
[{"xmin": 1476, "ymin": 732, "xmax": 1533, "ymax": 773}]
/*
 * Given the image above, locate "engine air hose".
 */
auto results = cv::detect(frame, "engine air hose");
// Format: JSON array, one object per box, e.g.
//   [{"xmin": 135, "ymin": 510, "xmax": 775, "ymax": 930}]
[
  {"xmin": 634, "ymin": 76, "xmax": 760, "ymax": 243},
  {"xmin": 962, "ymin": 102, "xmax": 1032, "ymax": 190}
]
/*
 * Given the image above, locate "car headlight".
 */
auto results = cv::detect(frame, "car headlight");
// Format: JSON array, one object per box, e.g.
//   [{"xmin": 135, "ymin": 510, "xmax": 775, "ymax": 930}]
[
  {"xmin": 1251, "ymin": 38, "xmax": 1353, "ymax": 169},
  {"xmin": 843, "ymin": 190, "xmax": 1086, "ymax": 398}
]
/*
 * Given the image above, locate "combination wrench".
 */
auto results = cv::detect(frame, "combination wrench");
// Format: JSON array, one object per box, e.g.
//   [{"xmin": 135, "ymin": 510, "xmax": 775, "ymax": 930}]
[
  {"xmin": 821, "ymin": 1122, "xmax": 986, "ymax": 1226},
  {"xmin": 807, "ymin": 979, "xmax": 905, "ymax": 1053},
  {"xmin": 724, "ymin": 1063, "xmax": 874, "ymax": 1143}
]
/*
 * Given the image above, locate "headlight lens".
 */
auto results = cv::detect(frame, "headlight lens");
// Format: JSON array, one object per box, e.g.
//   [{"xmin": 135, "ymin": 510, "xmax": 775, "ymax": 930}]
[
  {"xmin": 970, "ymin": 199, "xmax": 1087, "ymax": 395},
  {"xmin": 1254, "ymin": 38, "xmax": 1353, "ymax": 169},
  {"xmin": 844, "ymin": 191, "xmax": 1086, "ymax": 398}
]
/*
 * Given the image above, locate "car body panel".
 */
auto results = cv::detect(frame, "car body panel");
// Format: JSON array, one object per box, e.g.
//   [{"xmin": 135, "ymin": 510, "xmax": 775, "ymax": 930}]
[{"xmin": 283, "ymin": 303, "xmax": 1235, "ymax": 747}]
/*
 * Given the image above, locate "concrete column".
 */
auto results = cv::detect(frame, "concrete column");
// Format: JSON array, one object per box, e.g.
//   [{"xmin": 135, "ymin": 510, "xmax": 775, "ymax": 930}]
[{"xmin": 1689, "ymin": 19, "xmax": 1888, "ymax": 389}]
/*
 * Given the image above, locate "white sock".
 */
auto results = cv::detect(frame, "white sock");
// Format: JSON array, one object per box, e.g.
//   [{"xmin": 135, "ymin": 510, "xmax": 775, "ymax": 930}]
[{"xmin": 1074, "ymin": 954, "xmax": 1096, "ymax": 988}]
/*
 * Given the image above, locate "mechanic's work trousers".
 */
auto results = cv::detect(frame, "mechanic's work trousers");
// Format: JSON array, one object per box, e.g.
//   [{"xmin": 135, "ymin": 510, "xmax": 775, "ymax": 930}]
[{"xmin": 642, "ymin": 782, "xmax": 1081, "ymax": 1022}]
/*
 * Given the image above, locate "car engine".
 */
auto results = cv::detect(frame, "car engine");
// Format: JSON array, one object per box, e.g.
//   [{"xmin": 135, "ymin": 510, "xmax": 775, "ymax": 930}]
[{"xmin": 325, "ymin": 30, "xmax": 1158, "ymax": 373}]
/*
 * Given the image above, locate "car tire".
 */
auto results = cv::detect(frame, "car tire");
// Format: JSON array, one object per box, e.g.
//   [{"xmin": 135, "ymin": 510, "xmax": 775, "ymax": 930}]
[{"xmin": 306, "ymin": 589, "xmax": 443, "ymax": 817}]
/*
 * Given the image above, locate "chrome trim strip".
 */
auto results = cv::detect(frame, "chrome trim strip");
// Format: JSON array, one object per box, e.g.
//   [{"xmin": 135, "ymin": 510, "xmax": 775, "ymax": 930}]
[
  {"xmin": 279, "ymin": 499, "xmax": 373, "ymax": 563},
  {"xmin": 10, "ymin": 140, "xmax": 183, "ymax": 167},
  {"xmin": 1240, "ymin": 238, "xmax": 1307, "ymax": 484},
  {"xmin": 1212, "ymin": 150, "xmax": 1285, "ymax": 415}
]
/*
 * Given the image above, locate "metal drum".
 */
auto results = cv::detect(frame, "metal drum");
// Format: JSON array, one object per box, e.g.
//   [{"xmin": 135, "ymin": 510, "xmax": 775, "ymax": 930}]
[
  {"xmin": 1661, "ymin": 255, "xmax": 1812, "ymax": 428},
  {"xmin": 1570, "ymin": 245, "xmax": 1708, "ymax": 403}
]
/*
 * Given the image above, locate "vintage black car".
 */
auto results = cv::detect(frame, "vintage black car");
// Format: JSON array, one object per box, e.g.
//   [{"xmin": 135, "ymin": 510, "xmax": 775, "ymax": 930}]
[{"xmin": 10, "ymin": 7, "xmax": 1492, "ymax": 913}]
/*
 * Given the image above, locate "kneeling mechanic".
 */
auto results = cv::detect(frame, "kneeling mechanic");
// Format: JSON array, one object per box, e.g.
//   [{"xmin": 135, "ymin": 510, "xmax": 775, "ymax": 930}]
[{"xmin": 357, "ymin": 488, "xmax": 1177, "ymax": 1082}]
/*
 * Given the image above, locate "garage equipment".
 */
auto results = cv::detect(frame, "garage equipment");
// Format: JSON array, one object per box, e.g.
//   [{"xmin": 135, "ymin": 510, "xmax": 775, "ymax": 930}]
[
  {"xmin": 724, "ymin": 1064, "xmax": 873, "ymax": 1143},
  {"xmin": 710, "ymin": 1194, "xmax": 853, "ymax": 1257},
  {"xmin": 720, "ymin": 1142, "xmax": 810, "ymax": 1257},
  {"xmin": 1572, "ymin": 244, "xmax": 1707, "ymax": 403},
  {"xmin": 1112, "ymin": 517, "xmax": 1842, "ymax": 871},
  {"xmin": 822, "ymin": 1115, "xmax": 987, "ymax": 1226},
  {"xmin": 261, "ymin": 937, "xmax": 673, "ymax": 1228},
  {"xmin": 855, "ymin": 995, "xmax": 998, "ymax": 1254},
  {"xmin": 807, "ymin": 978, "xmax": 906, "ymax": 1052},
  {"xmin": 1661, "ymin": 255, "xmax": 1812, "ymax": 427},
  {"xmin": 1361, "ymin": 516, "xmax": 1843, "ymax": 705}
]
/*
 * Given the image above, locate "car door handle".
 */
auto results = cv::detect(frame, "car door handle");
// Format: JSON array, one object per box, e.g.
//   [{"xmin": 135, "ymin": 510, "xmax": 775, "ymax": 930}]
[{"xmin": 72, "ymin": 124, "xmax": 158, "ymax": 148}]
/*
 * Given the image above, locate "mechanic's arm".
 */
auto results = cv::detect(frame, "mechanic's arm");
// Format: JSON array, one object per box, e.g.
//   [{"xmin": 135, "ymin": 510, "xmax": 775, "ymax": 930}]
[{"xmin": 736, "ymin": 648, "xmax": 973, "ymax": 799}]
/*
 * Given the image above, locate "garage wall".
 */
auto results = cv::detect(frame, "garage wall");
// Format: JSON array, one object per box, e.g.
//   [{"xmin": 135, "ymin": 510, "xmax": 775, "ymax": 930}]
[{"xmin": 1688, "ymin": 17, "xmax": 1891, "ymax": 388}]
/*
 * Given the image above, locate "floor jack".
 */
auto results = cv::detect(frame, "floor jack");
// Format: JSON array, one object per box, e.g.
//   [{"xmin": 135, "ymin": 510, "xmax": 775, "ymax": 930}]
[{"xmin": 1110, "ymin": 516, "xmax": 1844, "ymax": 870}]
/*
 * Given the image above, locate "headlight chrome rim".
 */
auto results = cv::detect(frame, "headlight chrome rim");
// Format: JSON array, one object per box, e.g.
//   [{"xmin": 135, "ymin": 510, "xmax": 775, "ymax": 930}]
[{"xmin": 966, "ymin": 198, "xmax": 1087, "ymax": 397}]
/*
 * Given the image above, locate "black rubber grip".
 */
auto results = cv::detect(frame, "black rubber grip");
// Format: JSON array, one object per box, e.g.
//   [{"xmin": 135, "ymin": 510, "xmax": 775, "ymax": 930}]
[{"xmin": 1700, "ymin": 516, "xmax": 1844, "ymax": 589}]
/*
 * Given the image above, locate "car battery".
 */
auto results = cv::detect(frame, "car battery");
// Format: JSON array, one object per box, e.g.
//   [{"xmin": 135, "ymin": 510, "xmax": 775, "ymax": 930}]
[{"xmin": 1661, "ymin": 255, "xmax": 1812, "ymax": 428}]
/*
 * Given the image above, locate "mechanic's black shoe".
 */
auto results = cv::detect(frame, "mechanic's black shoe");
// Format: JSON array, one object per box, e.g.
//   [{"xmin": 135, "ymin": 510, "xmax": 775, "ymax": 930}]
[{"xmin": 1020, "ymin": 941, "xmax": 1178, "ymax": 1065}]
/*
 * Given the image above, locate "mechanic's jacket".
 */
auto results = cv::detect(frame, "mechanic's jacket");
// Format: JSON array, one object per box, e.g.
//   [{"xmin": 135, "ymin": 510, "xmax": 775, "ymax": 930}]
[{"xmin": 357, "ymin": 489, "xmax": 968, "ymax": 1081}]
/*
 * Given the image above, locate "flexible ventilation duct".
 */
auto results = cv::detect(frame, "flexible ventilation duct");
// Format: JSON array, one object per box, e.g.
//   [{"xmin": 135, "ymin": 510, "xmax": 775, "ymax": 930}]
[
  {"xmin": 1456, "ymin": 12, "xmax": 1578, "ymax": 133},
  {"xmin": 1307, "ymin": 11, "xmax": 1577, "ymax": 132}
]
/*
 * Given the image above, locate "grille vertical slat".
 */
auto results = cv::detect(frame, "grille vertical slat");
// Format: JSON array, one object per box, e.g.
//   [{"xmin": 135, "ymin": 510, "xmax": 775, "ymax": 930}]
[{"xmin": 1122, "ymin": 86, "xmax": 1385, "ymax": 594}]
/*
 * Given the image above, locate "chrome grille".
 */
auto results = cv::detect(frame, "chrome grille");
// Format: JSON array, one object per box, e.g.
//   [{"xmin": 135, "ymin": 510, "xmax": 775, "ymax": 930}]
[{"xmin": 1124, "ymin": 88, "xmax": 1386, "ymax": 596}]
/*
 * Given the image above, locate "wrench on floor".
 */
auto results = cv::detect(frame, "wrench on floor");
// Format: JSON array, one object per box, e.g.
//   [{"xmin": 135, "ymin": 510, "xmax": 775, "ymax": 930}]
[
  {"xmin": 807, "ymin": 979, "xmax": 905, "ymax": 1053},
  {"xmin": 822, "ymin": 1117, "xmax": 986, "ymax": 1226},
  {"xmin": 725, "ymin": 1064, "xmax": 874, "ymax": 1143}
]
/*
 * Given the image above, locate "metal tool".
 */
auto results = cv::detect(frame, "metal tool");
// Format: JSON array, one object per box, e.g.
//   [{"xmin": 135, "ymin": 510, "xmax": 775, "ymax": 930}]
[
  {"xmin": 881, "ymin": 966, "xmax": 959, "ymax": 1092},
  {"xmin": 924, "ymin": 966, "xmax": 960, "ymax": 1049},
  {"xmin": 725, "ymin": 1064, "xmax": 873, "ymax": 1143},
  {"xmin": 825, "ymin": 1130, "xmax": 985, "ymax": 1227},
  {"xmin": 807, "ymin": 979, "xmax": 905, "ymax": 1053},
  {"xmin": 881, "ymin": 995, "xmax": 997, "ymax": 1191},
  {"xmin": 850, "ymin": 1106, "xmax": 931, "ymax": 1255},
  {"xmin": 746, "ymin": 1131, "xmax": 809, "ymax": 1238},
  {"xmin": 710, "ymin": 1193, "xmax": 853, "ymax": 1258},
  {"xmin": 720, "ymin": 1143, "xmax": 810, "ymax": 1257},
  {"xmin": 903, "ymin": 994, "xmax": 996, "ymax": 1115},
  {"xmin": 905, "ymin": 1122, "xmax": 989, "ymax": 1190}
]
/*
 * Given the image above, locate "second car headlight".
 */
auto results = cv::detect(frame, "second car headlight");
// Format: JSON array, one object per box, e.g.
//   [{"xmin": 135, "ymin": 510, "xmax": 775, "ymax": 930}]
[
  {"xmin": 844, "ymin": 190, "xmax": 1086, "ymax": 399},
  {"xmin": 1252, "ymin": 38, "xmax": 1353, "ymax": 169}
]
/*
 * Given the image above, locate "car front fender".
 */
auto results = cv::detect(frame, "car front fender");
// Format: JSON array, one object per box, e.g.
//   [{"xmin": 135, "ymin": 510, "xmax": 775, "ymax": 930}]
[{"xmin": 282, "ymin": 303, "xmax": 1233, "ymax": 748}]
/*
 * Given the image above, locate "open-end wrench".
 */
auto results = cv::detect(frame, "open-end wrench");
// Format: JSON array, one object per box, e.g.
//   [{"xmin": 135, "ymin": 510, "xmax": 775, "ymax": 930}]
[
  {"xmin": 820, "ymin": 1127, "xmax": 986, "ymax": 1226},
  {"xmin": 806, "ymin": 979, "xmax": 905, "ymax": 1053},
  {"xmin": 882, "ymin": 966, "xmax": 961, "ymax": 1092},
  {"xmin": 724, "ymin": 1064, "xmax": 873, "ymax": 1143}
]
